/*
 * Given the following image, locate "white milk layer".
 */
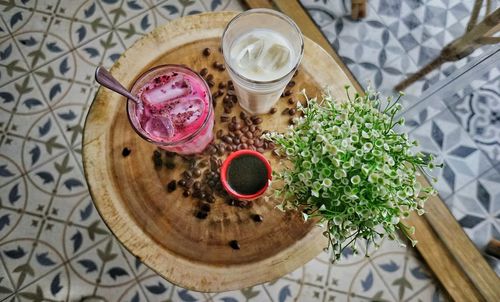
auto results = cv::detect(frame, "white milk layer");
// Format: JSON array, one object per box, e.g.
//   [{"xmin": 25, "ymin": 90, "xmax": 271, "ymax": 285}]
[{"xmin": 229, "ymin": 29, "xmax": 294, "ymax": 82}]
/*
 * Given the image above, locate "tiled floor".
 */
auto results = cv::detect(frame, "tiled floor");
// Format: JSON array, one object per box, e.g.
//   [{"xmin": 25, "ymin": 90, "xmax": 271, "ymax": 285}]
[
  {"xmin": 0, "ymin": 0, "xmax": 496, "ymax": 301},
  {"xmin": 300, "ymin": 0, "xmax": 500, "ymax": 252}
]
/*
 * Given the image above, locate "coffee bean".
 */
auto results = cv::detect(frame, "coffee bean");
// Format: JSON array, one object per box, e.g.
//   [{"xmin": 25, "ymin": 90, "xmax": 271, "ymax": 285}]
[
  {"xmin": 249, "ymin": 125, "xmax": 256, "ymax": 132},
  {"xmin": 288, "ymin": 98, "xmax": 294, "ymax": 105},
  {"xmin": 201, "ymin": 203, "xmax": 211, "ymax": 212},
  {"xmin": 293, "ymin": 70, "xmax": 299, "ymax": 77},
  {"xmin": 193, "ymin": 168, "xmax": 202, "ymax": 177},
  {"xmin": 218, "ymin": 82, "xmax": 226, "ymax": 89},
  {"xmin": 206, "ymin": 195, "xmax": 215, "ymax": 203},
  {"xmin": 185, "ymin": 178, "xmax": 194, "ymax": 187},
  {"xmin": 245, "ymin": 132, "xmax": 253, "ymax": 139},
  {"xmin": 217, "ymin": 146, "xmax": 225, "ymax": 156},
  {"xmin": 254, "ymin": 130, "xmax": 262, "ymax": 137},
  {"xmin": 241, "ymin": 143, "xmax": 248, "ymax": 149},
  {"xmin": 200, "ymin": 68, "xmax": 208, "ymax": 76},
  {"xmin": 212, "ymin": 61, "xmax": 219, "ymax": 69},
  {"xmin": 281, "ymin": 108, "xmax": 290, "ymax": 115},
  {"xmin": 207, "ymin": 145, "xmax": 217, "ymax": 155},
  {"xmin": 122, "ymin": 147, "xmax": 131, "ymax": 157},
  {"xmin": 238, "ymin": 200, "xmax": 252, "ymax": 208},
  {"xmin": 207, "ymin": 79, "xmax": 215, "ymax": 87},
  {"xmin": 165, "ymin": 161, "xmax": 175, "ymax": 169},
  {"xmin": 244, "ymin": 118, "xmax": 253, "ymax": 126},
  {"xmin": 241, "ymin": 126, "xmax": 249, "ymax": 132},
  {"xmin": 224, "ymin": 106, "xmax": 231, "ymax": 114},
  {"xmin": 289, "ymin": 108, "xmax": 296, "ymax": 116},
  {"xmin": 254, "ymin": 139, "xmax": 264, "ymax": 147},
  {"xmin": 203, "ymin": 48, "xmax": 211, "ymax": 56},
  {"xmin": 226, "ymin": 145, "xmax": 234, "ymax": 152},
  {"xmin": 229, "ymin": 240, "xmax": 240, "ymax": 250},
  {"xmin": 228, "ymin": 80, "xmax": 233, "ymax": 86},
  {"xmin": 235, "ymin": 130, "xmax": 243, "ymax": 137},
  {"xmin": 248, "ymin": 139, "xmax": 255, "ymax": 145},
  {"xmin": 287, "ymin": 81, "xmax": 296, "ymax": 88},
  {"xmin": 289, "ymin": 118, "xmax": 295, "ymax": 125},
  {"xmin": 233, "ymin": 137, "xmax": 241, "ymax": 144},
  {"xmin": 233, "ymin": 122, "xmax": 241, "ymax": 130},
  {"xmin": 249, "ymin": 145, "xmax": 256, "ymax": 151},
  {"xmin": 268, "ymin": 142, "xmax": 276, "ymax": 149},
  {"xmin": 239, "ymin": 111, "xmax": 248, "ymax": 120},
  {"xmin": 222, "ymin": 136, "xmax": 233, "ymax": 144},
  {"xmin": 182, "ymin": 170, "xmax": 192, "ymax": 179},
  {"xmin": 195, "ymin": 211, "xmax": 208, "ymax": 219},
  {"xmin": 183, "ymin": 190, "xmax": 191, "ymax": 197},
  {"xmin": 240, "ymin": 136, "xmax": 248, "ymax": 143},
  {"xmin": 178, "ymin": 179, "xmax": 187, "ymax": 187},
  {"xmin": 251, "ymin": 214, "xmax": 263, "ymax": 222},
  {"xmin": 193, "ymin": 181, "xmax": 201, "ymax": 190},
  {"xmin": 208, "ymin": 180, "xmax": 215, "ymax": 187},
  {"xmin": 210, "ymin": 156, "xmax": 218, "ymax": 171},
  {"xmin": 269, "ymin": 107, "xmax": 277, "ymax": 114},
  {"xmin": 253, "ymin": 117, "xmax": 263, "ymax": 124},
  {"xmin": 216, "ymin": 129, "xmax": 223, "ymax": 138},
  {"xmin": 227, "ymin": 90, "xmax": 235, "ymax": 96},
  {"xmin": 284, "ymin": 90, "xmax": 292, "ymax": 96},
  {"xmin": 167, "ymin": 180, "xmax": 177, "ymax": 192},
  {"xmin": 257, "ymin": 147, "xmax": 265, "ymax": 153}
]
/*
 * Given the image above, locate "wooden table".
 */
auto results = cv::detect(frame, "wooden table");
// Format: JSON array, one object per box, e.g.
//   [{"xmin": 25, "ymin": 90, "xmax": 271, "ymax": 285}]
[{"xmin": 83, "ymin": 11, "xmax": 355, "ymax": 292}]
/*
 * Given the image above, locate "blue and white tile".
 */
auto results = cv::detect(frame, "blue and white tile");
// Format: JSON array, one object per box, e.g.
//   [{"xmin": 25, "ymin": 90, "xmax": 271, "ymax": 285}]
[
  {"xmin": 300, "ymin": 0, "xmax": 348, "ymax": 27},
  {"xmin": 410, "ymin": 109, "xmax": 493, "ymax": 199},
  {"xmin": 448, "ymin": 74, "xmax": 500, "ymax": 165},
  {"xmin": 445, "ymin": 167, "xmax": 500, "ymax": 250}
]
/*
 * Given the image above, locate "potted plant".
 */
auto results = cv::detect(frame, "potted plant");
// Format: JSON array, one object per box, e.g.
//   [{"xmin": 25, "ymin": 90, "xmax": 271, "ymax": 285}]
[{"xmin": 263, "ymin": 87, "xmax": 441, "ymax": 261}]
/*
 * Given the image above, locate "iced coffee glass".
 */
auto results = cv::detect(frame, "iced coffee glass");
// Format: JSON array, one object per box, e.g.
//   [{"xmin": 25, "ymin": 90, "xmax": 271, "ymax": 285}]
[{"xmin": 222, "ymin": 9, "xmax": 304, "ymax": 115}]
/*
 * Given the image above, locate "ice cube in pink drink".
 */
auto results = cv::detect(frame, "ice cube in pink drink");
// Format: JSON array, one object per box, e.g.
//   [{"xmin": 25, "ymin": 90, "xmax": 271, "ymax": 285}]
[
  {"xmin": 169, "ymin": 96, "xmax": 204, "ymax": 129},
  {"xmin": 141, "ymin": 75, "xmax": 192, "ymax": 105},
  {"xmin": 143, "ymin": 113, "xmax": 175, "ymax": 139}
]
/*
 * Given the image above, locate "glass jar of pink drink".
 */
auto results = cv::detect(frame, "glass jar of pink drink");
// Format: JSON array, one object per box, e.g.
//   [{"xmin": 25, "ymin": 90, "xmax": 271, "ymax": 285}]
[{"xmin": 127, "ymin": 65, "xmax": 214, "ymax": 154}]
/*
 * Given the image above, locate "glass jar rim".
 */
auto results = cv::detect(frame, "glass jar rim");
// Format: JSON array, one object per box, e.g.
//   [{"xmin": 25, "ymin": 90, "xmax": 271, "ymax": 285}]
[
  {"xmin": 221, "ymin": 8, "xmax": 304, "ymax": 85},
  {"xmin": 126, "ymin": 64, "xmax": 213, "ymax": 146}
]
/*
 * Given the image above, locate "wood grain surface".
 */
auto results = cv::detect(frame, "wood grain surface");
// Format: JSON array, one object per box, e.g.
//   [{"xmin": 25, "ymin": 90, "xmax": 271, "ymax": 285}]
[{"xmin": 83, "ymin": 12, "xmax": 354, "ymax": 292}]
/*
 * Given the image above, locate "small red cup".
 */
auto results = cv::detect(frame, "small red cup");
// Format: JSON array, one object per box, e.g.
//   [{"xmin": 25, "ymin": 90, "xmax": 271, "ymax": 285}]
[{"xmin": 220, "ymin": 150, "xmax": 272, "ymax": 200}]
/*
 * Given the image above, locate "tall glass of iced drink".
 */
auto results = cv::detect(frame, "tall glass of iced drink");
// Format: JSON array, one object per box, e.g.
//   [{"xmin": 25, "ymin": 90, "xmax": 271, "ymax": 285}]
[
  {"xmin": 222, "ymin": 9, "xmax": 304, "ymax": 115},
  {"xmin": 127, "ymin": 65, "xmax": 214, "ymax": 154}
]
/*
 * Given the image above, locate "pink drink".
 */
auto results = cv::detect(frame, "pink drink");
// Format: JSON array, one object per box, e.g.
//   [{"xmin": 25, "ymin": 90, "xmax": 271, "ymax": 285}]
[{"xmin": 127, "ymin": 65, "xmax": 214, "ymax": 154}]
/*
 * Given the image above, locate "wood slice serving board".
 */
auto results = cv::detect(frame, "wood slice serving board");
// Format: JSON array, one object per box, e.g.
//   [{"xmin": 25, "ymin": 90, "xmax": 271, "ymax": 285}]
[{"xmin": 83, "ymin": 12, "xmax": 354, "ymax": 292}]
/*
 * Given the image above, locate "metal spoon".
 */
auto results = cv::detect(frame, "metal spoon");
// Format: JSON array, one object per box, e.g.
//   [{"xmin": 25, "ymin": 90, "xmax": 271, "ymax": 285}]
[{"xmin": 95, "ymin": 66, "xmax": 140, "ymax": 104}]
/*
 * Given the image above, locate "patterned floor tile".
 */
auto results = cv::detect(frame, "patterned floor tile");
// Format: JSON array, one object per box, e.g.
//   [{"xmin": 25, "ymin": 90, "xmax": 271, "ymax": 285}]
[
  {"xmin": 445, "ymin": 167, "xmax": 500, "ymax": 250},
  {"xmin": 448, "ymin": 73, "xmax": 500, "ymax": 165},
  {"xmin": 410, "ymin": 109, "xmax": 493, "ymax": 199}
]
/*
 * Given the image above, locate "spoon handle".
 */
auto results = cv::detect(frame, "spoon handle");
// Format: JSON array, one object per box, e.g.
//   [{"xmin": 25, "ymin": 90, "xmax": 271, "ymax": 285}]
[{"xmin": 95, "ymin": 66, "xmax": 139, "ymax": 103}]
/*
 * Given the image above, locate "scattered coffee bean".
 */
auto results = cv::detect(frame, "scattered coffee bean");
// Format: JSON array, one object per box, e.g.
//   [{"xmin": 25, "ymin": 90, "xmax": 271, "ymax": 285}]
[
  {"xmin": 284, "ymin": 90, "xmax": 292, "ymax": 96},
  {"xmin": 251, "ymin": 214, "xmax": 263, "ymax": 222},
  {"xmin": 122, "ymin": 147, "xmax": 131, "ymax": 157},
  {"xmin": 289, "ymin": 108, "xmax": 296, "ymax": 116},
  {"xmin": 253, "ymin": 117, "xmax": 263, "ymax": 124},
  {"xmin": 229, "ymin": 240, "xmax": 240, "ymax": 250},
  {"xmin": 269, "ymin": 107, "xmax": 277, "ymax": 114},
  {"xmin": 193, "ymin": 181, "xmax": 201, "ymax": 191},
  {"xmin": 257, "ymin": 147, "xmax": 265, "ymax": 153},
  {"xmin": 287, "ymin": 80, "xmax": 296, "ymax": 88},
  {"xmin": 216, "ymin": 129, "xmax": 223, "ymax": 138},
  {"xmin": 224, "ymin": 106, "xmax": 231, "ymax": 114},
  {"xmin": 193, "ymin": 168, "xmax": 202, "ymax": 178},
  {"xmin": 195, "ymin": 210, "xmax": 208, "ymax": 219},
  {"xmin": 288, "ymin": 98, "xmax": 294, "ymax": 105},
  {"xmin": 218, "ymin": 82, "xmax": 226, "ymax": 89},
  {"xmin": 240, "ymin": 112, "xmax": 247, "ymax": 120},
  {"xmin": 289, "ymin": 117, "xmax": 295, "ymax": 125},
  {"xmin": 182, "ymin": 170, "xmax": 192, "ymax": 179},
  {"xmin": 293, "ymin": 70, "xmax": 299, "ymax": 77},
  {"xmin": 165, "ymin": 161, "xmax": 175, "ymax": 169},
  {"xmin": 202, "ymin": 47, "xmax": 211, "ymax": 57},
  {"xmin": 183, "ymin": 190, "xmax": 191, "ymax": 197},
  {"xmin": 222, "ymin": 136, "xmax": 233, "ymax": 144},
  {"xmin": 200, "ymin": 68, "xmax": 208, "ymax": 77},
  {"xmin": 207, "ymin": 79, "xmax": 215, "ymax": 87},
  {"xmin": 200, "ymin": 203, "xmax": 211, "ymax": 212},
  {"xmin": 167, "ymin": 180, "xmax": 177, "ymax": 192}
]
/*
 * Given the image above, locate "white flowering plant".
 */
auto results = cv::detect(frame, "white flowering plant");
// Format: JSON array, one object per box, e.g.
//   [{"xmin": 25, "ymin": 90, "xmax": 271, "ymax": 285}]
[{"xmin": 263, "ymin": 87, "xmax": 441, "ymax": 261}]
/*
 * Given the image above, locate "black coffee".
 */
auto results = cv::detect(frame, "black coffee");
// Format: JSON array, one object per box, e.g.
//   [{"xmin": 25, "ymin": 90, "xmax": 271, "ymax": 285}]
[{"xmin": 227, "ymin": 155, "xmax": 268, "ymax": 195}]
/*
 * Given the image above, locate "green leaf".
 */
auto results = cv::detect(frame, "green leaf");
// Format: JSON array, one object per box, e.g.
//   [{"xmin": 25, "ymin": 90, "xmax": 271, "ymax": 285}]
[
  {"xmin": 392, "ymin": 277, "xmax": 412, "ymax": 300},
  {"xmin": 14, "ymin": 76, "xmax": 32, "ymax": 94},
  {"xmin": 34, "ymin": 66, "xmax": 54, "ymax": 84},
  {"xmin": 97, "ymin": 239, "xmax": 117, "ymax": 262},
  {"xmin": 6, "ymin": 60, "xmax": 26, "ymax": 76},
  {"xmin": 118, "ymin": 23, "xmax": 136, "ymax": 39},
  {"xmin": 45, "ymin": 136, "xmax": 65, "ymax": 154},
  {"xmin": 54, "ymin": 154, "xmax": 73, "ymax": 175},
  {"xmin": 99, "ymin": 33, "xmax": 116, "ymax": 50},
  {"xmin": 27, "ymin": 49, "xmax": 46, "ymax": 67},
  {"xmin": 87, "ymin": 220, "xmax": 108, "ymax": 240},
  {"xmin": 90, "ymin": 17, "xmax": 108, "ymax": 33},
  {"xmin": 241, "ymin": 286, "xmax": 260, "ymax": 300}
]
